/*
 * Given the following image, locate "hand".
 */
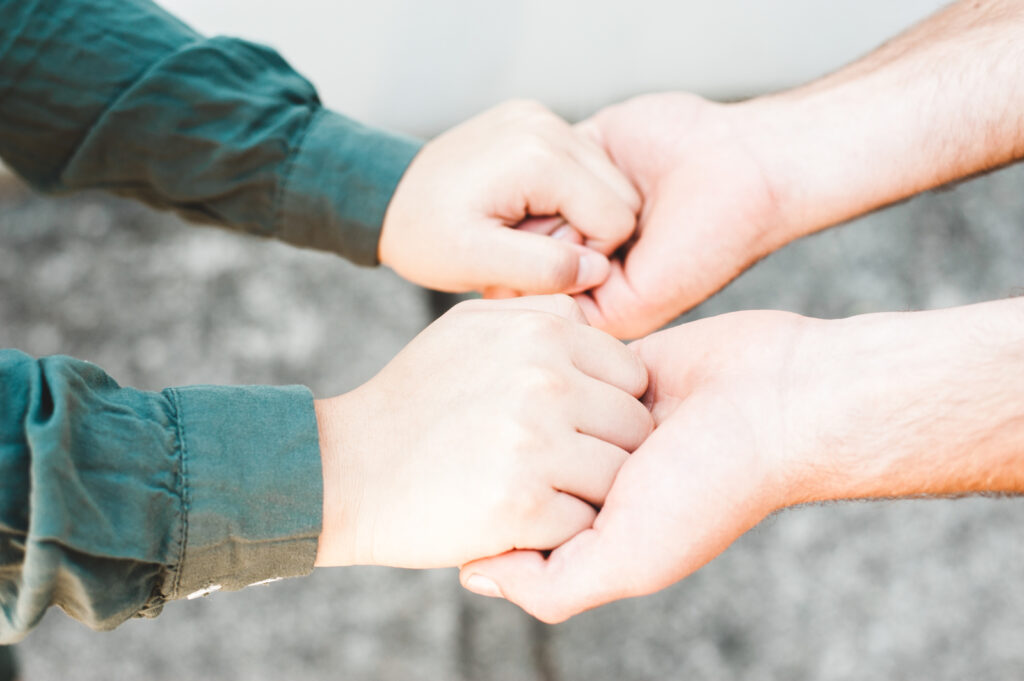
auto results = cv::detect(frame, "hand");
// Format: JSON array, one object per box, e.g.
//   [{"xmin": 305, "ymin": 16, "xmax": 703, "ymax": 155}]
[
  {"xmin": 459, "ymin": 298, "xmax": 1024, "ymax": 621},
  {"xmin": 379, "ymin": 100, "xmax": 641, "ymax": 296},
  {"xmin": 314, "ymin": 295, "xmax": 653, "ymax": 569},
  {"xmin": 569, "ymin": 93, "xmax": 789, "ymax": 339},
  {"xmin": 458, "ymin": 310, "xmax": 813, "ymax": 622}
]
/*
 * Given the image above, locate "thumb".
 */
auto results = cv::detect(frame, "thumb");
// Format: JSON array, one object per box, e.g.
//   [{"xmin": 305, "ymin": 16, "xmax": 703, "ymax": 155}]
[
  {"xmin": 468, "ymin": 227, "xmax": 610, "ymax": 295},
  {"xmin": 574, "ymin": 261, "xmax": 667, "ymax": 340},
  {"xmin": 459, "ymin": 516, "xmax": 642, "ymax": 624}
]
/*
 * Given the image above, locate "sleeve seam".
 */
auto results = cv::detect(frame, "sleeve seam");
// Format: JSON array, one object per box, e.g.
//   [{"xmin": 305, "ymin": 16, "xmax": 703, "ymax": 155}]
[
  {"xmin": 167, "ymin": 387, "xmax": 191, "ymax": 600},
  {"xmin": 272, "ymin": 105, "xmax": 324, "ymax": 239}
]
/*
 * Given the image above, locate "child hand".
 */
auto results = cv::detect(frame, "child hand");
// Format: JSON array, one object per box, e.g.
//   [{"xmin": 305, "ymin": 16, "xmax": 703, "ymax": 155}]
[
  {"xmin": 379, "ymin": 101, "xmax": 641, "ymax": 296},
  {"xmin": 314, "ymin": 295, "xmax": 653, "ymax": 569}
]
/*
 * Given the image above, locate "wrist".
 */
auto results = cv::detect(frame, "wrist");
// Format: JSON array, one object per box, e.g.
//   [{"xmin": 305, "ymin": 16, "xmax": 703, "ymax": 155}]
[
  {"xmin": 785, "ymin": 299, "xmax": 1024, "ymax": 505},
  {"xmin": 729, "ymin": 92, "xmax": 878, "ymax": 246},
  {"xmin": 314, "ymin": 392, "xmax": 366, "ymax": 567},
  {"xmin": 734, "ymin": 6, "xmax": 1024, "ymax": 245}
]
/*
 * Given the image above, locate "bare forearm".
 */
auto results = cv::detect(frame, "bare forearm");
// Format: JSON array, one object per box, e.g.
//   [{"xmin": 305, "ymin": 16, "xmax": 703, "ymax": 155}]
[
  {"xmin": 791, "ymin": 297, "xmax": 1024, "ymax": 504},
  {"xmin": 739, "ymin": 0, "xmax": 1024, "ymax": 243}
]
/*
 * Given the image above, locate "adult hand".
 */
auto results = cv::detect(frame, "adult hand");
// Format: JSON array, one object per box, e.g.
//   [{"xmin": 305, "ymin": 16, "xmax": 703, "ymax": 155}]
[
  {"xmin": 313, "ymin": 295, "xmax": 653, "ymax": 569},
  {"xmin": 568, "ymin": 92, "xmax": 789, "ymax": 339},
  {"xmin": 459, "ymin": 298, "xmax": 1024, "ymax": 622},
  {"xmin": 575, "ymin": 0, "xmax": 1024, "ymax": 339},
  {"xmin": 458, "ymin": 310, "xmax": 807, "ymax": 620},
  {"xmin": 379, "ymin": 100, "xmax": 641, "ymax": 296}
]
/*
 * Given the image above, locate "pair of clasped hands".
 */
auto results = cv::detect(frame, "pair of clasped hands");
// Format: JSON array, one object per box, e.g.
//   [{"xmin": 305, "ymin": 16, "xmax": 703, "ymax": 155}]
[
  {"xmin": 311, "ymin": 96, "xmax": 865, "ymax": 622},
  {"xmin": 310, "ymin": 95, "xmax": 804, "ymax": 623}
]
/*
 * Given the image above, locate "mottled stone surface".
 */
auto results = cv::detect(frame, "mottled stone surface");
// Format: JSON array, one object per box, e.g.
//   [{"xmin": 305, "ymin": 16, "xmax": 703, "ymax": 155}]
[{"xmin": 2, "ymin": 163, "xmax": 1023, "ymax": 680}]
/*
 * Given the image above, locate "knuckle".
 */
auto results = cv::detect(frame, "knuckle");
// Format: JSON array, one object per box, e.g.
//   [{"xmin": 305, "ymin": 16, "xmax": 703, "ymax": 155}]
[
  {"xmin": 629, "ymin": 400, "xmax": 655, "ymax": 443},
  {"xmin": 514, "ymin": 134, "xmax": 558, "ymax": 166},
  {"xmin": 496, "ymin": 469, "xmax": 548, "ymax": 521},
  {"xmin": 517, "ymin": 310, "xmax": 565, "ymax": 341},
  {"xmin": 624, "ymin": 351, "xmax": 650, "ymax": 397},
  {"xmin": 548, "ymin": 293, "xmax": 579, "ymax": 317},
  {"xmin": 518, "ymin": 364, "xmax": 570, "ymax": 401},
  {"xmin": 494, "ymin": 100, "xmax": 557, "ymax": 135}
]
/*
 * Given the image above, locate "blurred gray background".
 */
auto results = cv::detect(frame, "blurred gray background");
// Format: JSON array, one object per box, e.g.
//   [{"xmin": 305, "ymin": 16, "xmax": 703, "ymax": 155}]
[{"xmin": 3, "ymin": 0, "xmax": 1024, "ymax": 679}]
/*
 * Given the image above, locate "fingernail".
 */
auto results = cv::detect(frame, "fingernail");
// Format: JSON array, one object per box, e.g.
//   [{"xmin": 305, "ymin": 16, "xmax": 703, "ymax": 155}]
[
  {"xmin": 464, "ymin": 574, "xmax": 504, "ymax": 599},
  {"xmin": 552, "ymin": 223, "xmax": 584, "ymax": 245},
  {"xmin": 575, "ymin": 251, "xmax": 609, "ymax": 288}
]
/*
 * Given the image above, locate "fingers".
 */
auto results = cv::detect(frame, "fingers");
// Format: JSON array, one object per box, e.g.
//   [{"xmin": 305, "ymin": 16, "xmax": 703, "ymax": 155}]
[
  {"xmin": 460, "ymin": 518, "xmax": 640, "ymax": 624},
  {"xmin": 516, "ymin": 491, "xmax": 598, "ymax": 550},
  {"xmin": 570, "ymin": 375, "xmax": 653, "ymax": 451},
  {"xmin": 530, "ymin": 152, "xmax": 638, "ymax": 256},
  {"xmin": 461, "ymin": 293, "xmax": 651, "ymax": 397},
  {"xmin": 516, "ymin": 216, "xmax": 583, "ymax": 245},
  {"xmin": 460, "ymin": 415, "xmax": 675, "ymax": 623},
  {"xmin": 483, "ymin": 219, "xmax": 584, "ymax": 299},
  {"xmin": 565, "ymin": 133, "xmax": 642, "ymax": 239},
  {"xmin": 465, "ymin": 227, "xmax": 611, "ymax": 294},
  {"xmin": 548, "ymin": 435, "xmax": 629, "ymax": 508},
  {"xmin": 379, "ymin": 98, "xmax": 641, "ymax": 296},
  {"xmin": 457, "ymin": 293, "xmax": 589, "ymax": 324},
  {"xmin": 568, "ymin": 319, "xmax": 649, "ymax": 396},
  {"xmin": 461, "ymin": 295, "xmax": 652, "ymax": 398},
  {"xmin": 499, "ymin": 105, "xmax": 637, "ymax": 256}
]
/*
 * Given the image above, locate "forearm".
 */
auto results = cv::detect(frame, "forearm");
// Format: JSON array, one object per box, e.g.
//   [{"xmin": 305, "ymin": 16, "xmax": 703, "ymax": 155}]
[
  {"xmin": 0, "ymin": 0, "xmax": 420, "ymax": 264},
  {"xmin": 790, "ymin": 297, "xmax": 1024, "ymax": 504},
  {"xmin": 738, "ymin": 0, "xmax": 1024, "ymax": 245}
]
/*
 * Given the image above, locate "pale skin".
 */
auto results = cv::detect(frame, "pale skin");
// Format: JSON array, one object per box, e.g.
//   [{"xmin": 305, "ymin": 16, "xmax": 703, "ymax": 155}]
[
  {"xmin": 379, "ymin": 99, "xmax": 640, "ymax": 296},
  {"xmin": 312, "ymin": 295, "xmax": 652, "ymax": 569},
  {"xmin": 312, "ymin": 99, "xmax": 648, "ymax": 565},
  {"xmin": 460, "ymin": 0, "xmax": 1024, "ymax": 621},
  {"xmin": 310, "ymin": 98, "xmax": 648, "ymax": 571}
]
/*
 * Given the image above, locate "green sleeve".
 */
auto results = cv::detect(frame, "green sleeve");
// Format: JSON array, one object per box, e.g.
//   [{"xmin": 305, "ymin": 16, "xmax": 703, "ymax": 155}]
[
  {"xmin": 0, "ymin": 349, "xmax": 323, "ymax": 643},
  {"xmin": 0, "ymin": 0, "xmax": 422, "ymax": 265}
]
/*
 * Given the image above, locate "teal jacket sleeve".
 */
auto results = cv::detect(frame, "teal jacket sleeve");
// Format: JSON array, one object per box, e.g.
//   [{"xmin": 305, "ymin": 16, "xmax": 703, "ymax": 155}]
[
  {"xmin": 0, "ymin": 0, "xmax": 422, "ymax": 265},
  {"xmin": 0, "ymin": 350, "xmax": 324, "ymax": 643}
]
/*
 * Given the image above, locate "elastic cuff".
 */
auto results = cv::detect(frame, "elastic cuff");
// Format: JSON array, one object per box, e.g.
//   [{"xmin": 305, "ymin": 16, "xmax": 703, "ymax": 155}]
[
  {"xmin": 278, "ymin": 109, "xmax": 423, "ymax": 265},
  {"xmin": 166, "ymin": 384, "xmax": 322, "ymax": 600}
]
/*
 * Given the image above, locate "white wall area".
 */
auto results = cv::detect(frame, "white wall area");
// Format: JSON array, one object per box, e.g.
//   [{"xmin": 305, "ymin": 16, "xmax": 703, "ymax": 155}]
[{"xmin": 160, "ymin": 0, "xmax": 948, "ymax": 135}]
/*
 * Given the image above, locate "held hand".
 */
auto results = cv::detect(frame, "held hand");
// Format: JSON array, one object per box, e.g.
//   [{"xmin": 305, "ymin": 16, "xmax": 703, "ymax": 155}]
[
  {"xmin": 379, "ymin": 100, "xmax": 641, "ymax": 296},
  {"xmin": 459, "ymin": 310, "xmax": 811, "ymax": 622},
  {"xmin": 570, "ymin": 93, "xmax": 789, "ymax": 339},
  {"xmin": 314, "ymin": 295, "xmax": 653, "ymax": 569},
  {"xmin": 460, "ymin": 299, "xmax": 1024, "ymax": 621}
]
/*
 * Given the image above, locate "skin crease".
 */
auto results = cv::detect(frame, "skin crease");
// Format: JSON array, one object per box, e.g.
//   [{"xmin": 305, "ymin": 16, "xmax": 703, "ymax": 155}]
[
  {"xmin": 378, "ymin": 100, "xmax": 641, "ymax": 296},
  {"xmin": 313, "ymin": 295, "xmax": 653, "ymax": 570},
  {"xmin": 460, "ymin": 0, "xmax": 1024, "ymax": 622}
]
